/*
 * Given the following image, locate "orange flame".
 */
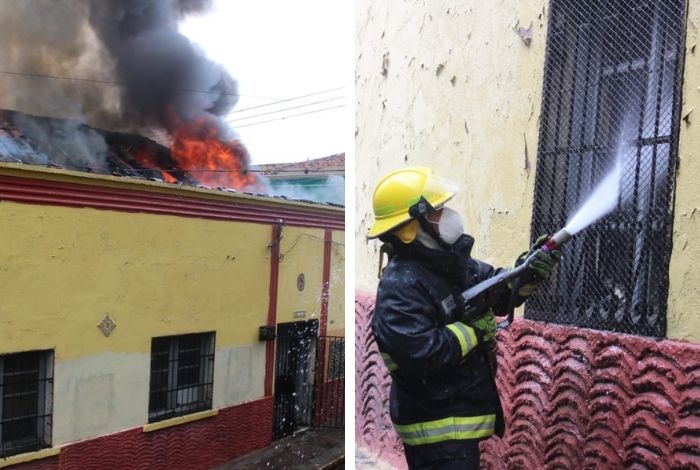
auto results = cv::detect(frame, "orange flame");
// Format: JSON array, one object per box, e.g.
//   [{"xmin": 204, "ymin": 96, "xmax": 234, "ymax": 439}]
[
  {"xmin": 133, "ymin": 149, "xmax": 178, "ymax": 184},
  {"xmin": 169, "ymin": 115, "xmax": 257, "ymax": 190}
]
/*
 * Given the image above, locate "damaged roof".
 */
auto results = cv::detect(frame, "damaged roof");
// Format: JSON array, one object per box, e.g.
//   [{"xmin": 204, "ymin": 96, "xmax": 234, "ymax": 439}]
[{"xmin": 0, "ymin": 110, "xmax": 343, "ymax": 208}]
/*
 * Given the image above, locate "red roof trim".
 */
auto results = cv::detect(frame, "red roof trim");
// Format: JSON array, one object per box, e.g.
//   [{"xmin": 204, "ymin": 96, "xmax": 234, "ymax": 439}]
[{"xmin": 0, "ymin": 174, "xmax": 344, "ymax": 230}]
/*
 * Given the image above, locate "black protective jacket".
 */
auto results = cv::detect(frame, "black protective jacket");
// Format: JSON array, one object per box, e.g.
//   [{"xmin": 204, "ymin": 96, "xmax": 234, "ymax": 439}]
[{"xmin": 372, "ymin": 234, "xmax": 512, "ymax": 453}]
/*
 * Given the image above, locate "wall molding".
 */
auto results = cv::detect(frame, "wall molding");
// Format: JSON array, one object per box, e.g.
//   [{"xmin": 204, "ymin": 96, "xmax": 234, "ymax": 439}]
[{"xmin": 0, "ymin": 174, "xmax": 344, "ymax": 230}]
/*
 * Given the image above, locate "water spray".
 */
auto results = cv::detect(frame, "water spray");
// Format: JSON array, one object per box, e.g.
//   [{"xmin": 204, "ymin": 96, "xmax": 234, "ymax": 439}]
[{"xmin": 460, "ymin": 157, "xmax": 622, "ymax": 329}]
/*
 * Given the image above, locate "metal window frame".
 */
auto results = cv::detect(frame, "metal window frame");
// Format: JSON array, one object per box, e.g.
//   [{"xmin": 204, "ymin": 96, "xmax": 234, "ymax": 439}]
[
  {"xmin": 148, "ymin": 332, "xmax": 215, "ymax": 423},
  {"xmin": 0, "ymin": 350, "xmax": 54, "ymax": 458},
  {"xmin": 527, "ymin": 0, "xmax": 687, "ymax": 337},
  {"xmin": 327, "ymin": 338, "xmax": 345, "ymax": 381}
]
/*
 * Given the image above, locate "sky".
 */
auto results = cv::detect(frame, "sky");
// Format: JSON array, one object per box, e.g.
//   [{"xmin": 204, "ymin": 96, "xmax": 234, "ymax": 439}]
[{"xmin": 180, "ymin": 0, "xmax": 351, "ymax": 165}]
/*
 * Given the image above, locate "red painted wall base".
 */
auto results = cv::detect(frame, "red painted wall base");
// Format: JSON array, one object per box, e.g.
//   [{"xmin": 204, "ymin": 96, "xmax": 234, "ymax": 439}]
[
  {"xmin": 313, "ymin": 378, "xmax": 345, "ymax": 426},
  {"xmin": 10, "ymin": 397, "xmax": 273, "ymax": 470},
  {"xmin": 356, "ymin": 291, "xmax": 700, "ymax": 469}
]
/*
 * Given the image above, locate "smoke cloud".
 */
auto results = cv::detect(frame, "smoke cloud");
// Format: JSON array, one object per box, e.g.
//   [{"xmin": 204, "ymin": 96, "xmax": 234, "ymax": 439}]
[
  {"xmin": 0, "ymin": 0, "xmax": 264, "ymax": 191},
  {"xmin": 13, "ymin": 113, "xmax": 109, "ymax": 171},
  {"xmin": 269, "ymin": 175, "xmax": 345, "ymax": 206},
  {"xmin": 0, "ymin": 1, "xmax": 342, "ymax": 201},
  {"xmin": 88, "ymin": 0, "xmax": 238, "ymax": 132},
  {"xmin": 0, "ymin": 0, "xmax": 118, "ymax": 125},
  {"xmin": 0, "ymin": 0, "xmax": 235, "ymax": 135}
]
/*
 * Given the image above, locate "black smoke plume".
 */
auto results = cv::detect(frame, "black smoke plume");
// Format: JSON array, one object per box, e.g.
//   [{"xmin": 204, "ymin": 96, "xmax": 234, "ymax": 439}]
[
  {"xmin": 88, "ymin": 0, "xmax": 238, "ymax": 132},
  {"xmin": 0, "ymin": 0, "xmax": 235, "ymax": 135}
]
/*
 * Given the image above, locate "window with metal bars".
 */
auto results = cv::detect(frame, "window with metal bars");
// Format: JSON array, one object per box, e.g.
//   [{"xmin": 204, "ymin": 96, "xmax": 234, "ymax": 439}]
[
  {"xmin": 148, "ymin": 332, "xmax": 215, "ymax": 423},
  {"xmin": 327, "ymin": 338, "xmax": 344, "ymax": 381},
  {"xmin": 0, "ymin": 350, "xmax": 53, "ymax": 458},
  {"xmin": 527, "ymin": 0, "xmax": 686, "ymax": 337}
]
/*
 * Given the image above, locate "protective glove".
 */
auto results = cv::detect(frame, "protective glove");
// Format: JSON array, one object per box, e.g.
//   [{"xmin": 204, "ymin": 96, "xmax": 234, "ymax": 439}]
[
  {"xmin": 529, "ymin": 249, "xmax": 561, "ymax": 280},
  {"xmin": 471, "ymin": 311, "xmax": 497, "ymax": 343},
  {"xmin": 512, "ymin": 234, "xmax": 561, "ymax": 296}
]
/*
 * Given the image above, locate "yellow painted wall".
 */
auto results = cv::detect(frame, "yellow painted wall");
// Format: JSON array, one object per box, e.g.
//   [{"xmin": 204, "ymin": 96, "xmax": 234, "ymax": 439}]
[
  {"xmin": 0, "ymin": 177, "xmax": 273, "ymax": 444},
  {"xmin": 356, "ymin": 0, "xmax": 548, "ymax": 292},
  {"xmin": 0, "ymin": 167, "xmax": 344, "ymax": 444},
  {"xmin": 667, "ymin": 0, "xmax": 700, "ymax": 342},
  {"xmin": 276, "ymin": 227, "xmax": 326, "ymax": 325},
  {"xmin": 356, "ymin": 0, "xmax": 700, "ymax": 342},
  {"xmin": 327, "ymin": 230, "xmax": 345, "ymax": 336},
  {"xmin": 274, "ymin": 227, "xmax": 345, "ymax": 334},
  {"xmin": 0, "ymin": 164, "xmax": 344, "ymax": 357},
  {"xmin": 0, "ymin": 198, "xmax": 271, "ymax": 358}
]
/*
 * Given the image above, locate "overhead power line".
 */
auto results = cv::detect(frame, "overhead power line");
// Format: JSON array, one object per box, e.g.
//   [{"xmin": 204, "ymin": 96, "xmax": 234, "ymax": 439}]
[
  {"xmin": 0, "ymin": 69, "xmax": 339, "ymax": 102},
  {"xmin": 233, "ymin": 104, "xmax": 345, "ymax": 129},
  {"xmin": 0, "ymin": 69, "xmax": 346, "ymax": 125},
  {"xmin": 225, "ymin": 87, "xmax": 344, "ymax": 114},
  {"xmin": 226, "ymin": 96, "xmax": 344, "ymax": 123}
]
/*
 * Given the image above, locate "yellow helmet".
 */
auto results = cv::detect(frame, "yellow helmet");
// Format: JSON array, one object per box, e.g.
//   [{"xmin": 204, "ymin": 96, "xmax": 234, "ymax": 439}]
[{"xmin": 367, "ymin": 167, "xmax": 458, "ymax": 239}]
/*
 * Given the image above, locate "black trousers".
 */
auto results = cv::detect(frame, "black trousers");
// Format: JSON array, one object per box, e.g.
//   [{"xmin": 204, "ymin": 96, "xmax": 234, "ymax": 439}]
[{"xmin": 403, "ymin": 440, "xmax": 481, "ymax": 470}]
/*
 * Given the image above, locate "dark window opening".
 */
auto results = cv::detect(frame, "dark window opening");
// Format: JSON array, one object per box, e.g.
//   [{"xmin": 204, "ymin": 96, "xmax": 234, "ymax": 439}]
[
  {"xmin": 148, "ymin": 332, "xmax": 215, "ymax": 423},
  {"xmin": 0, "ymin": 350, "xmax": 53, "ymax": 458},
  {"xmin": 327, "ymin": 338, "xmax": 344, "ymax": 381},
  {"xmin": 527, "ymin": 0, "xmax": 687, "ymax": 337}
]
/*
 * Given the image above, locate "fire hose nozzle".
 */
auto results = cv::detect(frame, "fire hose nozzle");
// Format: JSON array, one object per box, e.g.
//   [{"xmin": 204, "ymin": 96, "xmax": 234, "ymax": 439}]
[{"xmin": 542, "ymin": 228, "xmax": 572, "ymax": 253}]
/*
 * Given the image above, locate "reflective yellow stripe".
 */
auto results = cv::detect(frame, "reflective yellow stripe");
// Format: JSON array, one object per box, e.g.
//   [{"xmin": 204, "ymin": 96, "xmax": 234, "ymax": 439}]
[
  {"xmin": 380, "ymin": 352, "xmax": 398, "ymax": 372},
  {"xmin": 445, "ymin": 322, "xmax": 477, "ymax": 357},
  {"xmin": 394, "ymin": 415, "xmax": 496, "ymax": 445}
]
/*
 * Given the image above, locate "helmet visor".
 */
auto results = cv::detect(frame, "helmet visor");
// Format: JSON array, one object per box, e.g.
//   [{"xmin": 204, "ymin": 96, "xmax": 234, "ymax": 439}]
[{"xmin": 418, "ymin": 172, "xmax": 459, "ymax": 211}]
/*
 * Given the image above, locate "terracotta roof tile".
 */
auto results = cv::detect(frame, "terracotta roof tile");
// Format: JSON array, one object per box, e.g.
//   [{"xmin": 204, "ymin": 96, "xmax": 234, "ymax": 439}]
[{"xmin": 256, "ymin": 153, "xmax": 344, "ymax": 175}]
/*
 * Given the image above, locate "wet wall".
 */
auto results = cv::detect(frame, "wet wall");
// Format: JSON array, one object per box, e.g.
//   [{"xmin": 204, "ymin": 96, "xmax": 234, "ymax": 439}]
[{"xmin": 356, "ymin": 291, "xmax": 700, "ymax": 469}]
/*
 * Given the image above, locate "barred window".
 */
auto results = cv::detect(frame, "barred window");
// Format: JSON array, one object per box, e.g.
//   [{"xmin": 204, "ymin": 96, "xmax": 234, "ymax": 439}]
[
  {"xmin": 527, "ymin": 0, "xmax": 686, "ymax": 337},
  {"xmin": 327, "ymin": 337, "xmax": 344, "ymax": 381},
  {"xmin": 0, "ymin": 350, "xmax": 53, "ymax": 458},
  {"xmin": 148, "ymin": 333, "xmax": 215, "ymax": 423}
]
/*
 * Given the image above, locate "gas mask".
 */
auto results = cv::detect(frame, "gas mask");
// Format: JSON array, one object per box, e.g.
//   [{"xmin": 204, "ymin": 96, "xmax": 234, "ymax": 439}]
[
  {"xmin": 435, "ymin": 207, "xmax": 464, "ymax": 245},
  {"xmin": 417, "ymin": 207, "xmax": 464, "ymax": 249}
]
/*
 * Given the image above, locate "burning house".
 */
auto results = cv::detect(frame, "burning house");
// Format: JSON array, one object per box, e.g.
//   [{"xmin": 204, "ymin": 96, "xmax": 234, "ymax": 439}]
[
  {"xmin": 0, "ymin": 1, "xmax": 344, "ymax": 468},
  {"xmin": 0, "ymin": 153, "xmax": 344, "ymax": 469}
]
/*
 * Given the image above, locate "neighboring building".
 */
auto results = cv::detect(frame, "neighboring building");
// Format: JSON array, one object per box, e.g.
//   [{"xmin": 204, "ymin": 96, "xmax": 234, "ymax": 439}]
[
  {"xmin": 252, "ymin": 154, "xmax": 345, "ymax": 205},
  {"xmin": 0, "ymin": 161, "xmax": 344, "ymax": 469},
  {"xmin": 356, "ymin": 0, "xmax": 700, "ymax": 468}
]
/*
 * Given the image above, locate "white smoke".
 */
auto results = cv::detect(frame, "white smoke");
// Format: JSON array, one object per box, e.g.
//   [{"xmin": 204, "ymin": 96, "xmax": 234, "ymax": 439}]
[{"xmin": 268, "ymin": 174, "xmax": 345, "ymax": 205}]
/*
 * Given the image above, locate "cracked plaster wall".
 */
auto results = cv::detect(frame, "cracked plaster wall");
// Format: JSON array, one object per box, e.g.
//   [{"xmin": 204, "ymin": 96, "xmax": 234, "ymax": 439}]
[
  {"xmin": 356, "ymin": 0, "xmax": 700, "ymax": 343},
  {"xmin": 355, "ymin": 0, "xmax": 548, "ymax": 292},
  {"xmin": 668, "ymin": 0, "xmax": 700, "ymax": 342}
]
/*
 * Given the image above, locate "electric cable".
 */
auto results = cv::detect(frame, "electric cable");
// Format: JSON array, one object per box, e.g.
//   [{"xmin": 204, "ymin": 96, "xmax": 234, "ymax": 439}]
[
  {"xmin": 232, "ymin": 105, "xmax": 344, "ymax": 129},
  {"xmin": 279, "ymin": 233, "xmax": 345, "ymax": 262},
  {"xmin": 225, "ymin": 87, "xmax": 344, "ymax": 114},
  {"xmin": 0, "ymin": 69, "xmax": 342, "ymax": 103},
  {"xmin": 226, "ymin": 96, "xmax": 344, "ymax": 123}
]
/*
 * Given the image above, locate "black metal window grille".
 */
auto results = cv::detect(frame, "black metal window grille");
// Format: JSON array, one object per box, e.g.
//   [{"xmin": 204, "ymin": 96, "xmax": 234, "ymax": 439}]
[
  {"xmin": 0, "ymin": 350, "xmax": 53, "ymax": 458},
  {"xmin": 148, "ymin": 332, "xmax": 215, "ymax": 423},
  {"xmin": 327, "ymin": 338, "xmax": 344, "ymax": 381},
  {"xmin": 528, "ymin": 0, "xmax": 687, "ymax": 337},
  {"xmin": 312, "ymin": 336, "xmax": 344, "ymax": 428}
]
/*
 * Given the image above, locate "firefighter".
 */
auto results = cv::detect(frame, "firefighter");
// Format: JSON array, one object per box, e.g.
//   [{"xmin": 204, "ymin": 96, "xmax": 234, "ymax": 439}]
[{"xmin": 368, "ymin": 167, "xmax": 559, "ymax": 469}]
